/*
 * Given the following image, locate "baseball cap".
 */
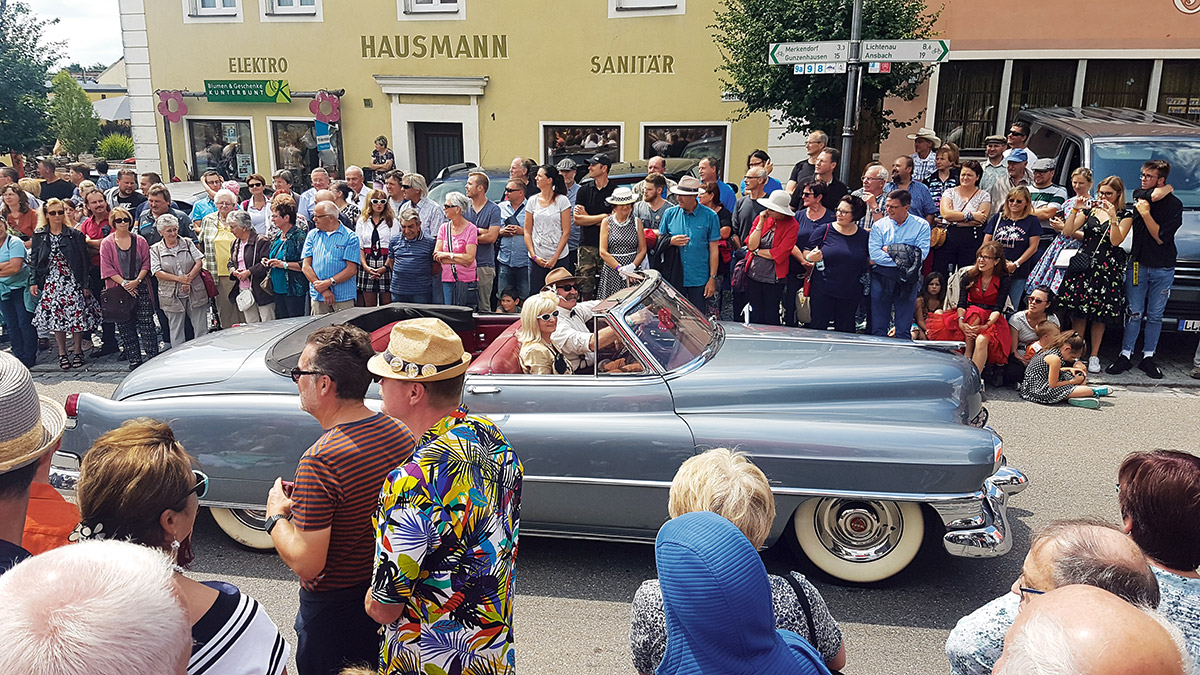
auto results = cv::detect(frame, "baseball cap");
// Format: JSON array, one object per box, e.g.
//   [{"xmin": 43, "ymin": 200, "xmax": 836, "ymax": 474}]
[
  {"xmin": 586, "ymin": 153, "xmax": 612, "ymax": 167},
  {"xmin": 1006, "ymin": 149, "xmax": 1029, "ymax": 163}
]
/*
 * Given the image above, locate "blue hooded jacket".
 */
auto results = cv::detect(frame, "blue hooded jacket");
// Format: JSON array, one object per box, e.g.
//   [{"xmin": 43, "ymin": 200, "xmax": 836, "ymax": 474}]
[{"xmin": 655, "ymin": 511, "xmax": 831, "ymax": 675}]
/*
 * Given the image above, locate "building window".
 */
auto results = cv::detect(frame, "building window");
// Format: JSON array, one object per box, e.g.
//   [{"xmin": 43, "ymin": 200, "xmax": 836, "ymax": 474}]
[
  {"xmin": 267, "ymin": 0, "xmax": 317, "ymax": 14},
  {"xmin": 270, "ymin": 120, "xmax": 342, "ymax": 193},
  {"xmin": 933, "ymin": 61, "xmax": 1003, "ymax": 151},
  {"xmin": 191, "ymin": 0, "xmax": 237, "ymax": 15},
  {"xmin": 643, "ymin": 125, "xmax": 727, "ymax": 167},
  {"xmin": 542, "ymin": 124, "xmax": 621, "ymax": 166},
  {"xmin": 404, "ymin": 0, "xmax": 458, "ymax": 14},
  {"xmin": 186, "ymin": 119, "xmax": 253, "ymax": 181},
  {"xmin": 1083, "ymin": 60, "xmax": 1153, "ymax": 109},
  {"xmin": 1008, "ymin": 60, "xmax": 1076, "ymax": 122},
  {"xmin": 1159, "ymin": 60, "xmax": 1200, "ymax": 123},
  {"xmin": 616, "ymin": 0, "xmax": 678, "ymax": 9}
]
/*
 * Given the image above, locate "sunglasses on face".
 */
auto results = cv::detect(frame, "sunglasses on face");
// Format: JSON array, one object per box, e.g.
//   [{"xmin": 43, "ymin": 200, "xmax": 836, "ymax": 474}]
[
  {"xmin": 444, "ymin": 204, "xmax": 458, "ymax": 209},
  {"xmin": 1028, "ymin": 297, "xmax": 1046, "ymax": 304},
  {"xmin": 401, "ymin": 184, "xmax": 413, "ymax": 190},
  {"xmin": 185, "ymin": 469, "xmax": 209, "ymax": 501},
  {"xmin": 248, "ymin": 182, "xmax": 264, "ymax": 188},
  {"xmin": 1007, "ymin": 130, "xmax": 1026, "ymax": 137},
  {"xmin": 537, "ymin": 310, "xmax": 560, "ymax": 321},
  {"xmin": 557, "ymin": 284, "xmax": 578, "ymax": 292},
  {"xmin": 46, "ymin": 209, "xmax": 65, "ymax": 216},
  {"xmin": 802, "ymin": 192, "xmax": 815, "ymax": 197},
  {"xmin": 370, "ymin": 198, "xmax": 388, "ymax": 204},
  {"xmin": 290, "ymin": 367, "xmax": 324, "ymax": 383},
  {"xmin": 112, "ymin": 217, "xmax": 131, "ymax": 224},
  {"xmin": 1007, "ymin": 198, "xmax": 1026, "ymax": 204},
  {"xmin": 504, "ymin": 188, "xmax": 522, "ymax": 193}
]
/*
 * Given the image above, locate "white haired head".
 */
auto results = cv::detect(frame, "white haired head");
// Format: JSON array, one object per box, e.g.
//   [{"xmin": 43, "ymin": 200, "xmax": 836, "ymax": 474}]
[{"xmin": 0, "ymin": 539, "xmax": 191, "ymax": 675}]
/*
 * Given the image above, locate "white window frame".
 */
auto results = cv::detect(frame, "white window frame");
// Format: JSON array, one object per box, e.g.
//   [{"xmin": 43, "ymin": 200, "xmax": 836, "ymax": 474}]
[
  {"xmin": 181, "ymin": 115, "xmax": 257, "ymax": 181},
  {"xmin": 638, "ymin": 121, "xmax": 731, "ymax": 179},
  {"xmin": 183, "ymin": 0, "xmax": 243, "ymax": 23},
  {"xmin": 400, "ymin": 0, "xmax": 464, "ymax": 21},
  {"xmin": 260, "ymin": 0, "xmax": 322, "ymax": 22},
  {"xmin": 539, "ymin": 121, "xmax": 626, "ymax": 166},
  {"xmin": 609, "ymin": 0, "xmax": 684, "ymax": 19}
]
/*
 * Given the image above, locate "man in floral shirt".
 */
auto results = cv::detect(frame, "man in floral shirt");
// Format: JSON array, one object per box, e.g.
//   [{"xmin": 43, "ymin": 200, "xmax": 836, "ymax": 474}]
[{"xmin": 366, "ymin": 318, "xmax": 523, "ymax": 675}]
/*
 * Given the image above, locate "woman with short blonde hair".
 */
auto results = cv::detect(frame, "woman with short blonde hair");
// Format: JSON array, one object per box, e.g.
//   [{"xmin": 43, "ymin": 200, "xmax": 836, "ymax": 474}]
[
  {"xmin": 517, "ymin": 290, "xmax": 571, "ymax": 375},
  {"xmin": 629, "ymin": 448, "xmax": 846, "ymax": 674}
]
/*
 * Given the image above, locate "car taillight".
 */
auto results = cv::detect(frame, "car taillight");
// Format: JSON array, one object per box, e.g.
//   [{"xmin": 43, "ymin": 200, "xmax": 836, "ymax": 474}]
[{"xmin": 65, "ymin": 394, "xmax": 79, "ymax": 418}]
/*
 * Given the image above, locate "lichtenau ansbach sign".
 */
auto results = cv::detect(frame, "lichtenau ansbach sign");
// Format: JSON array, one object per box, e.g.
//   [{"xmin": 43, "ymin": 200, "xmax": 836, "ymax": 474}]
[{"xmin": 360, "ymin": 34, "xmax": 508, "ymax": 59}]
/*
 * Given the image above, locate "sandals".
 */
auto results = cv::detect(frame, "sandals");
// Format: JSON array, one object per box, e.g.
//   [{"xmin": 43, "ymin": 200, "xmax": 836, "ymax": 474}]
[
  {"xmin": 58, "ymin": 354, "xmax": 71, "ymax": 371},
  {"xmin": 71, "ymin": 353, "xmax": 85, "ymax": 369}
]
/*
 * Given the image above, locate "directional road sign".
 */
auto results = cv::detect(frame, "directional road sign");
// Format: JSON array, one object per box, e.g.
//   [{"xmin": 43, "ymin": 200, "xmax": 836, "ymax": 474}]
[
  {"xmin": 794, "ymin": 62, "xmax": 848, "ymax": 75},
  {"xmin": 860, "ymin": 39, "xmax": 950, "ymax": 63},
  {"xmin": 768, "ymin": 41, "xmax": 850, "ymax": 65}
]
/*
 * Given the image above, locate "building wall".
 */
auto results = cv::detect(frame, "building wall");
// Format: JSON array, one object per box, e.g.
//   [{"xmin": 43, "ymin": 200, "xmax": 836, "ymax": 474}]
[{"xmin": 130, "ymin": 0, "xmax": 770, "ymax": 184}]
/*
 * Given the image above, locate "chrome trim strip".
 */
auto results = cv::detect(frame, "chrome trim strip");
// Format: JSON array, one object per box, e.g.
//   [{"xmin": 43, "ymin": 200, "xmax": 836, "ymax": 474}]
[
  {"xmin": 200, "ymin": 500, "xmax": 268, "ymax": 511},
  {"xmin": 524, "ymin": 474, "xmax": 985, "ymax": 503}
]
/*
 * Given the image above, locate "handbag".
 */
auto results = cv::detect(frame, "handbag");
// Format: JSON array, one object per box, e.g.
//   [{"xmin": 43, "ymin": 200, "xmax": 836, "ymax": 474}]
[
  {"xmin": 795, "ymin": 274, "xmax": 812, "ymax": 325},
  {"xmin": 235, "ymin": 288, "xmax": 255, "ymax": 312},
  {"xmin": 445, "ymin": 229, "xmax": 479, "ymax": 310},
  {"xmin": 1063, "ymin": 217, "xmax": 1110, "ymax": 278},
  {"xmin": 199, "ymin": 268, "xmax": 219, "ymax": 298},
  {"xmin": 929, "ymin": 225, "xmax": 947, "ymax": 248},
  {"xmin": 259, "ymin": 272, "xmax": 274, "ymax": 295},
  {"xmin": 745, "ymin": 216, "xmax": 780, "ymax": 284},
  {"xmin": 101, "ymin": 286, "xmax": 135, "ymax": 323}
]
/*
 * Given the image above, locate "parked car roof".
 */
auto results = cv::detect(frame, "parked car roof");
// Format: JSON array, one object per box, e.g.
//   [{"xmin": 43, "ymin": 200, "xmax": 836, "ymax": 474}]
[
  {"xmin": 429, "ymin": 158, "xmax": 701, "ymax": 203},
  {"xmin": 1015, "ymin": 107, "xmax": 1200, "ymax": 141}
]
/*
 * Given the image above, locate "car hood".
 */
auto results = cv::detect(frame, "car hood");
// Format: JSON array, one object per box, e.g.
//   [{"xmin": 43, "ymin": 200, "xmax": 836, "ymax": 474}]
[
  {"xmin": 668, "ymin": 322, "xmax": 980, "ymax": 424},
  {"xmin": 113, "ymin": 322, "xmax": 293, "ymax": 399}
]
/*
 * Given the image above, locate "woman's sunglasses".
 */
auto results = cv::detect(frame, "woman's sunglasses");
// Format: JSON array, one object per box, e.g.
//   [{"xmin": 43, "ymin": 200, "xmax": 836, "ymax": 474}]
[
  {"xmin": 248, "ymin": 182, "xmax": 264, "ymax": 188},
  {"xmin": 186, "ymin": 470, "xmax": 209, "ymax": 500},
  {"xmin": 370, "ymin": 198, "xmax": 388, "ymax": 205},
  {"xmin": 537, "ymin": 310, "xmax": 560, "ymax": 321},
  {"xmin": 46, "ymin": 209, "xmax": 65, "ymax": 216},
  {"xmin": 112, "ymin": 217, "xmax": 132, "ymax": 224}
]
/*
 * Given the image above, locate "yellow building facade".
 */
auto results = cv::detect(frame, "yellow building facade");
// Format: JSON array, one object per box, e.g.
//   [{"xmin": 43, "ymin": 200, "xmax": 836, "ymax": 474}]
[{"xmin": 120, "ymin": 0, "xmax": 773, "ymax": 188}]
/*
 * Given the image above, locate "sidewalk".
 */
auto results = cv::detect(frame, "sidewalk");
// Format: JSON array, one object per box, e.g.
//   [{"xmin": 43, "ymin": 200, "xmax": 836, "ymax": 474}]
[{"xmin": 1083, "ymin": 331, "xmax": 1200, "ymax": 389}]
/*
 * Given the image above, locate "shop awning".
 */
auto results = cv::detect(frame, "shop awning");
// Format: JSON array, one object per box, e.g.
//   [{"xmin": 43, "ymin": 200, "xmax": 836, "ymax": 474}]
[{"xmin": 93, "ymin": 96, "xmax": 130, "ymax": 121}]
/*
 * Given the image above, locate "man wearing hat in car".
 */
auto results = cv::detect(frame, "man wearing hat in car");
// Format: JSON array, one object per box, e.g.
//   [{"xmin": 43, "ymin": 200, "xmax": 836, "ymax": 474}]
[
  {"xmin": 0, "ymin": 351, "xmax": 68, "ymax": 575},
  {"xmin": 366, "ymin": 318, "xmax": 523, "ymax": 675},
  {"xmin": 573, "ymin": 153, "xmax": 617, "ymax": 300},
  {"xmin": 658, "ymin": 176, "xmax": 722, "ymax": 310},
  {"xmin": 907, "ymin": 127, "xmax": 941, "ymax": 182},
  {"xmin": 544, "ymin": 267, "xmax": 619, "ymax": 372}
]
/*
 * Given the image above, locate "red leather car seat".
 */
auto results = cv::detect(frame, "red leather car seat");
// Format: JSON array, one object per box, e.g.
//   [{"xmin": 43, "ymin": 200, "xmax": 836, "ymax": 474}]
[{"xmin": 467, "ymin": 319, "xmax": 523, "ymax": 375}]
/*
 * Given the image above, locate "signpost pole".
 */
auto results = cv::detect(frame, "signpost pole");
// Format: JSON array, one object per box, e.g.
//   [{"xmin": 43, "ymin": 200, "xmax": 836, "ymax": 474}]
[{"xmin": 839, "ymin": 0, "xmax": 863, "ymax": 184}]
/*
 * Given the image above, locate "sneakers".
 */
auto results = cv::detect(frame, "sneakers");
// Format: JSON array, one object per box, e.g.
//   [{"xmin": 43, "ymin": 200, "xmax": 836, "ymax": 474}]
[
  {"xmin": 1092, "ymin": 385, "xmax": 1112, "ymax": 397},
  {"xmin": 1068, "ymin": 397, "xmax": 1101, "ymax": 409},
  {"xmin": 1192, "ymin": 367, "xmax": 1200, "ymax": 380},
  {"xmin": 1106, "ymin": 355, "xmax": 1133, "ymax": 375},
  {"xmin": 1087, "ymin": 356, "xmax": 1101, "ymax": 373},
  {"xmin": 1138, "ymin": 356, "xmax": 1164, "ymax": 379}
]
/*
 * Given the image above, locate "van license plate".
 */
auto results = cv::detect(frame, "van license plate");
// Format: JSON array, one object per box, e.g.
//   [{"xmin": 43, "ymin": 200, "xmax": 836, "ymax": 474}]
[{"xmin": 1179, "ymin": 320, "xmax": 1200, "ymax": 332}]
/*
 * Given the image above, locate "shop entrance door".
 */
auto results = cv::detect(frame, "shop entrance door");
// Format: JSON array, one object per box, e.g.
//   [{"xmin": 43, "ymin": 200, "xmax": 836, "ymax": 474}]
[{"xmin": 413, "ymin": 122, "xmax": 463, "ymax": 180}]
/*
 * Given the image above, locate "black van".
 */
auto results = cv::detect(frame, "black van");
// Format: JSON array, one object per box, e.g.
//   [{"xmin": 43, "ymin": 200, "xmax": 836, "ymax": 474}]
[{"xmin": 1015, "ymin": 107, "xmax": 1200, "ymax": 332}]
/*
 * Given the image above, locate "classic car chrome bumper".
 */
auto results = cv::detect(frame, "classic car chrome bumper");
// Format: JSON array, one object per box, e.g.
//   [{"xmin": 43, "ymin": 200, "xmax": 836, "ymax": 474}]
[{"xmin": 931, "ymin": 464, "xmax": 1028, "ymax": 559}]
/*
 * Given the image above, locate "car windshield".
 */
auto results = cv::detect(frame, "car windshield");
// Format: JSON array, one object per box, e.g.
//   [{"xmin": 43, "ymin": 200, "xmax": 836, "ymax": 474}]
[
  {"xmin": 1092, "ymin": 140, "xmax": 1200, "ymax": 209},
  {"xmin": 428, "ymin": 175, "xmax": 507, "ymax": 204},
  {"xmin": 616, "ymin": 278, "xmax": 715, "ymax": 371}
]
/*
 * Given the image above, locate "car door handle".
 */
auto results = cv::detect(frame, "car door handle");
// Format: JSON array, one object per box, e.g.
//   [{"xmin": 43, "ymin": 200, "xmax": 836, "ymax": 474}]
[{"xmin": 467, "ymin": 385, "xmax": 501, "ymax": 395}]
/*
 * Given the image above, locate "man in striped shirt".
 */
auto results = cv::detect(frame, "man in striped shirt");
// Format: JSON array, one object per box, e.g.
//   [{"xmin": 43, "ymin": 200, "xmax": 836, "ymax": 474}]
[
  {"xmin": 266, "ymin": 324, "xmax": 416, "ymax": 675},
  {"xmin": 1028, "ymin": 158, "xmax": 1069, "ymax": 273}
]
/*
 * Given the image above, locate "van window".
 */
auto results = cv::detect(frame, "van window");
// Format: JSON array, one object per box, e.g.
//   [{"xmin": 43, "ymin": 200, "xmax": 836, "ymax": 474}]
[
  {"xmin": 1059, "ymin": 141, "xmax": 1082, "ymax": 186},
  {"xmin": 1026, "ymin": 125, "xmax": 1063, "ymax": 161},
  {"xmin": 1091, "ymin": 141, "xmax": 1200, "ymax": 209}
]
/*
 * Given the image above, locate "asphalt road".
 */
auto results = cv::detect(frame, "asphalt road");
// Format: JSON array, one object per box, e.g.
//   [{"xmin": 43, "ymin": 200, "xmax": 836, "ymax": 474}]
[{"xmin": 35, "ymin": 374, "xmax": 1200, "ymax": 675}]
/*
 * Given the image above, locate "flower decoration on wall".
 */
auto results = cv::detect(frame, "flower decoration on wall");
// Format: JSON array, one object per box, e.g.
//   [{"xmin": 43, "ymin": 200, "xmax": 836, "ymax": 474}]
[
  {"xmin": 310, "ymin": 90, "xmax": 341, "ymax": 124},
  {"xmin": 157, "ymin": 90, "xmax": 188, "ymax": 123}
]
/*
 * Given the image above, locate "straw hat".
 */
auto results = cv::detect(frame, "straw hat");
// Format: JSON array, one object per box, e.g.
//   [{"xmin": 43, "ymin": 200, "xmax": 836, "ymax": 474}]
[
  {"xmin": 755, "ymin": 189, "xmax": 795, "ymax": 217},
  {"xmin": 0, "ymin": 352, "xmax": 67, "ymax": 473},
  {"xmin": 669, "ymin": 176, "xmax": 702, "ymax": 196},
  {"xmin": 906, "ymin": 127, "xmax": 941, "ymax": 145},
  {"xmin": 367, "ymin": 318, "xmax": 472, "ymax": 381},
  {"xmin": 605, "ymin": 187, "xmax": 637, "ymax": 205}
]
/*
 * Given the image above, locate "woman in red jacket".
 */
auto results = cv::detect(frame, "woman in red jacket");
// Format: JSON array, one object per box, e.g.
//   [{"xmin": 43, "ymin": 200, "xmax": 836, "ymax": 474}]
[{"xmin": 744, "ymin": 190, "xmax": 799, "ymax": 325}]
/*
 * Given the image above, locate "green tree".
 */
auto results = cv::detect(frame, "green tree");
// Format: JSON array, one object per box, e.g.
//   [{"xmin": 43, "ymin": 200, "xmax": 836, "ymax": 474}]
[
  {"xmin": 50, "ymin": 69, "xmax": 100, "ymax": 156},
  {"xmin": 0, "ymin": 0, "xmax": 60, "ymax": 156},
  {"xmin": 712, "ymin": 0, "xmax": 941, "ymax": 173}
]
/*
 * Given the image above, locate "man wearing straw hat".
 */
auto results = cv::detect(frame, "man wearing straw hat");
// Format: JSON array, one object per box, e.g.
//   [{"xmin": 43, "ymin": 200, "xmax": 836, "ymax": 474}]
[
  {"xmin": 907, "ymin": 127, "xmax": 941, "ymax": 183},
  {"xmin": 366, "ymin": 318, "xmax": 523, "ymax": 675},
  {"xmin": 0, "ymin": 351, "xmax": 67, "ymax": 575}
]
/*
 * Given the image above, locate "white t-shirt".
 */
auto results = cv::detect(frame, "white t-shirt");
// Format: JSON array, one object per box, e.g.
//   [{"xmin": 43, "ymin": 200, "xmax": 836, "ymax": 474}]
[
  {"xmin": 526, "ymin": 193, "xmax": 571, "ymax": 260},
  {"xmin": 356, "ymin": 218, "xmax": 397, "ymax": 253},
  {"xmin": 1009, "ymin": 310, "xmax": 1060, "ymax": 352},
  {"xmin": 243, "ymin": 198, "xmax": 271, "ymax": 236}
]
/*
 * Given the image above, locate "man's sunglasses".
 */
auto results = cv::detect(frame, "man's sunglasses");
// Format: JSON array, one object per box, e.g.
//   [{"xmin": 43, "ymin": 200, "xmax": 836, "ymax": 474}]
[
  {"xmin": 289, "ymin": 367, "xmax": 324, "ymax": 383},
  {"xmin": 537, "ymin": 310, "xmax": 560, "ymax": 321},
  {"xmin": 1007, "ymin": 130, "xmax": 1026, "ymax": 137},
  {"xmin": 556, "ymin": 284, "xmax": 578, "ymax": 292},
  {"xmin": 504, "ymin": 188, "xmax": 522, "ymax": 193}
]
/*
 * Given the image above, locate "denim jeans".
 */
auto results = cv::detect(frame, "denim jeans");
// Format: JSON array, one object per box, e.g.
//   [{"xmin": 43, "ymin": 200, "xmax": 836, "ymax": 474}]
[
  {"xmin": 1121, "ymin": 265, "xmax": 1174, "ymax": 356},
  {"xmin": 1007, "ymin": 277, "xmax": 1027, "ymax": 313},
  {"xmin": 870, "ymin": 266, "xmax": 919, "ymax": 338},
  {"xmin": 0, "ymin": 289, "xmax": 37, "ymax": 366},
  {"xmin": 497, "ymin": 263, "xmax": 530, "ymax": 300}
]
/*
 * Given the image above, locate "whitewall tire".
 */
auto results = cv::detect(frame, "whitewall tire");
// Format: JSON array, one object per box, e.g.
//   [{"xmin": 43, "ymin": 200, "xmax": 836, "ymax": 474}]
[
  {"xmin": 792, "ymin": 498, "xmax": 924, "ymax": 583},
  {"xmin": 210, "ymin": 507, "xmax": 276, "ymax": 550}
]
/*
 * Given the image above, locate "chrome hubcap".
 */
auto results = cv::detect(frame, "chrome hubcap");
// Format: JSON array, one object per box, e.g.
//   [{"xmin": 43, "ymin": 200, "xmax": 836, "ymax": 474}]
[
  {"xmin": 812, "ymin": 499, "xmax": 905, "ymax": 563},
  {"xmin": 231, "ymin": 509, "xmax": 269, "ymax": 530}
]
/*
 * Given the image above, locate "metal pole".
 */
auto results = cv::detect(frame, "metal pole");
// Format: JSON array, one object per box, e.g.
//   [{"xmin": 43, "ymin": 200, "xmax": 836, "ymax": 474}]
[
  {"xmin": 839, "ymin": 0, "xmax": 863, "ymax": 185},
  {"xmin": 163, "ymin": 116, "xmax": 177, "ymax": 181}
]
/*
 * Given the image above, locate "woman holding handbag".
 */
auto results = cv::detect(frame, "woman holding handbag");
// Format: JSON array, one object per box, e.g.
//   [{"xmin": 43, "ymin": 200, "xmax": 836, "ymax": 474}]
[
  {"xmin": 743, "ymin": 190, "xmax": 799, "ymax": 326},
  {"xmin": 803, "ymin": 195, "xmax": 870, "ymax": 333},
  {"xmin": 30, "ymin": 199, "xmax": 100, "ymax": 370},
  {"xmin": 226, "ymin": 211, "xmax": 274, "ymax": 324},
  {"xmin": 150, "ymin": 214, "xmax": 208, "ymax": 349},
  {"xmin": 1026, "ymin": 168, "xmax": 1092, "ymax": 293},
  {"xmin": 434, "ymin": 191, "xmax": 479, "ymax": 308},
  {"xmin": 1056, "ymin": 176, "xmax": 1133, "ymax": 374},
  {"xmin": 100, "ymin": 207, "xmax": 158, "ymax": 370},
  {"xmin": 784, "ymin": 182, "xmax": 833, "ymax": 327}
]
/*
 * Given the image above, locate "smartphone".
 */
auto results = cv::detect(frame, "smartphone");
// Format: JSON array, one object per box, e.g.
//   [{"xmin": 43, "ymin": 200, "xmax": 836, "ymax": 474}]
[{"xmin": 281, "ymin": 480, "xmax": 295, "ymax": 497}]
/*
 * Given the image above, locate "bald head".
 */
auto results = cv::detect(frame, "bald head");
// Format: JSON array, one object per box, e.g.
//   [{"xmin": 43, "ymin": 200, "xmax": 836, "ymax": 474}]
[
  {"xmin": 995, "ymin": 585, "xmax": 1190, "ymax": 675},
  {"xmin": 1015, "ymin": 519, "xmax": 1160, "ymax": 609},
  {"xmin": 313, "ymin": 200, "xmax": 341, "ymax": 231},
  {"xmin": 314, "ymin": 189, "xmax": 336, "ymax": 204}
]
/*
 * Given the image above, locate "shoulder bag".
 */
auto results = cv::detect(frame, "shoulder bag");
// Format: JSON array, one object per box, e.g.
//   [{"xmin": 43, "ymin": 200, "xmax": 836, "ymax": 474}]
[
  {"xmin": 795, "ymin": 225, "xmax": 830, "ymax": 326},
  {"xmin": 1059, "ymin": 215, "xmax": 1110, "ymax": 278},
  {"xmin": 100, "ymin": 242, "xmax": 139, "ymax": 323},
  {"xmin": 745, "ymin": 216, "xmax": 780, "ymax": 284}
]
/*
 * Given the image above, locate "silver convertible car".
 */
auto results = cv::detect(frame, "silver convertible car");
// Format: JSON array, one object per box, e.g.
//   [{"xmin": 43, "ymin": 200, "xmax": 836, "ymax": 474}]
[{"xmin": 57, "ymin": 272, "xmax": 1027, "ymax": 583}]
